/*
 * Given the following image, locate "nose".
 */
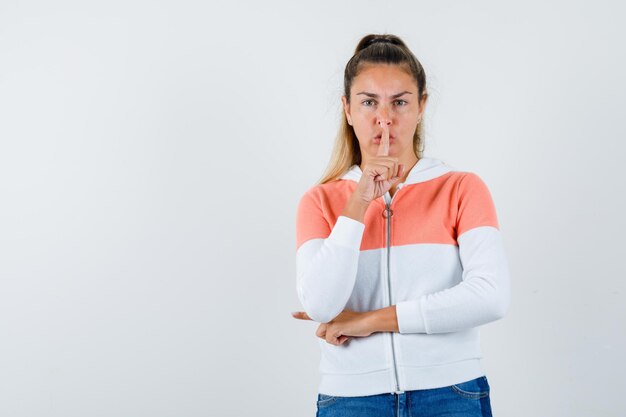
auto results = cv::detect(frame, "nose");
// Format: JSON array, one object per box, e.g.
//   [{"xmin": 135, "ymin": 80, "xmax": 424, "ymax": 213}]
[
  {"xmin": 377, "ymin": 118, "xmax": 391, "ymax": 127},
  {"xmin": 376, "ymin": 108, "xmax": 392, "ymax": 127}
]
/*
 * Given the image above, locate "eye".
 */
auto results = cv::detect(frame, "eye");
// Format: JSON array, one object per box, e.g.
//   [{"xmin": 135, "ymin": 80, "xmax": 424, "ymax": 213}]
[
  {"xmin": 394, "ymin": 99, "xmax": 408, "ymax": 106},
  {"xmin": 362, "ymin": 99, "xmax": 376, "ymax": 106}
]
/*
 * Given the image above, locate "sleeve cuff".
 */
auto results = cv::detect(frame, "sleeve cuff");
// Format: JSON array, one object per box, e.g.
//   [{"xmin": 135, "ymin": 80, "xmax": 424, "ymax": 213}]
[
  {"xmin": 396, "ymin": 298, "xmax": 428, "ymax": 334},
  {"xmin": 327, "ymin": 215, "xmax": 365, "ymax": 249}
]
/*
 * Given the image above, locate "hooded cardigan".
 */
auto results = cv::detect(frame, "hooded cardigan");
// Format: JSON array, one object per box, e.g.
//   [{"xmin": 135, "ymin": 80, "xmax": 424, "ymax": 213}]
[{"xmin": 295, "ymin": 156, "xmax": 511, "ymax": 396}]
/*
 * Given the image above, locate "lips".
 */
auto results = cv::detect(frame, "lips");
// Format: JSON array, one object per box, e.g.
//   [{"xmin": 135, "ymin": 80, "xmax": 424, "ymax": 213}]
[{"xmin": 374, "ymin": 139, "xmax": 394, "ymax": 145}]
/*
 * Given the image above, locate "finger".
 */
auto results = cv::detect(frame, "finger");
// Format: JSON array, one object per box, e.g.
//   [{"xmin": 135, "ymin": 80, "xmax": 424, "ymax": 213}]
[
  {"xmin": 291, "ymin": 311, "xmax": 312, "ymax": 320},
  {"xmin": 376, "ymin": 120, "xmax": 390, "ymax": 157},
  {"xmin": 392, "ymin": 163, "xmax": 404, "ymax": 182},
  {"xmin": 390, "ymin": 159, "xmax": 399, "ymax": 181},
  {"xmin": 371, "ymin": 164, "xmax": 391, "ymax": 182},
  {"xmin": 337, "ymin": 335, "xmax": 350, "ymax": 344},
  {"xmin": 373, "ymin": 158, "xmax": 398, "ymax": 181},
  {"xmin": 326, "ymin": 332, "xmax": 340, "ymax": 345},
  {"xmin": 316, "ymin": 325, "xmax": 326, "ymax": 338}
]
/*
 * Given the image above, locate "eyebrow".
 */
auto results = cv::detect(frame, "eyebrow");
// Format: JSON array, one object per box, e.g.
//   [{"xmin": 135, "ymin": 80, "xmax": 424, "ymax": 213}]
[{"xmin": 356, "ymin": 91, "xmax": 412, "ymax": 99}]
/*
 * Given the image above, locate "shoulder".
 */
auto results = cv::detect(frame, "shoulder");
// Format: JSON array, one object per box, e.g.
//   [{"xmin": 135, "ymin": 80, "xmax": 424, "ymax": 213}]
[
  {"xmin": 295, "ymin": 181, "xmax": 350, "ymax": 249},
  {"xmin": 440, "ymin": 169, "xmax": 492, "ymax": 194},
  {"xmin": 458, "ymin": 171, "xmax": 490, "ymax": 189},
  {"xmin": 452, "ymin": 170, "xmax": 499, "ymax": 234},
  {"xmin": 298, "ymin": 179, "xmax": 354, "ymax": 204}
]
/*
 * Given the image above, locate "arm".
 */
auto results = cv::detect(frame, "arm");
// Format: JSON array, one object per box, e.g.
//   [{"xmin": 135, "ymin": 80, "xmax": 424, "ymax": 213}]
[
  {"xmin": 363, "ymin": 227, "xmax": 511, "ymax": 334},
  {"xmin": 295, "ymin": 189, "xmax": 368, "ymax": 323},
  {"xmin": 393, "ymin": 173, "xmax": 512, "ymax": 334}
]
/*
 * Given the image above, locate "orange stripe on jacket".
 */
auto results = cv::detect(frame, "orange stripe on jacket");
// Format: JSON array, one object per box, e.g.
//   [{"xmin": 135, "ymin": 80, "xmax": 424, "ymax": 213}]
[{"xmin": 296, "ymin": 172, "xmax": 499, "ymax": 251}]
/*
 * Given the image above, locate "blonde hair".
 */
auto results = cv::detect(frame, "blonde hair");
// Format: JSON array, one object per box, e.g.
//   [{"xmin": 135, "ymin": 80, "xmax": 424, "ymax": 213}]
[{"xmin": 317, "ymin": 34, "xmax": 429, "ymax": 185}]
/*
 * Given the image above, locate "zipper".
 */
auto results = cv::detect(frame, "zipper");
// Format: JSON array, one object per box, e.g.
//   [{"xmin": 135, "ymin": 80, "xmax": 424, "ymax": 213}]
[{"xmin": 384, "ymin": 184, "xmax": 403, "ymax": 394}]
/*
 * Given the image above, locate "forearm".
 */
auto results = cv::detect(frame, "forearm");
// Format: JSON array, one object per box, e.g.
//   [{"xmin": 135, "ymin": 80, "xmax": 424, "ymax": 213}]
[
  {"xmin": 365, "ymin": 305, "xmax": 399, "ymax": 333},
  {"xmin": 394, "ymin": 227, "xmax": 511, "ymax": 334}
]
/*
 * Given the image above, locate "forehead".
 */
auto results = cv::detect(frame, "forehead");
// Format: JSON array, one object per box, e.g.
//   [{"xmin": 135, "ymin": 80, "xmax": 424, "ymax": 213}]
[{"xmin": 351, "ymin": 64, "xmax": 417, "ymax": 93}]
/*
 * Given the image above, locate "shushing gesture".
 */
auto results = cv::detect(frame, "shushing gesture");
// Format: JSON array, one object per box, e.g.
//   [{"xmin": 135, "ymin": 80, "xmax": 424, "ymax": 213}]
[{"xmin": 354, "ymin": 120, "xmax": 404, "ymax": 205}]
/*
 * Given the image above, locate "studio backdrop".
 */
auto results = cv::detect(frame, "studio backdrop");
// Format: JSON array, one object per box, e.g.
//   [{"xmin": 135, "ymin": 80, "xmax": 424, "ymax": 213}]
[{"xmin": 0, "ymin": 1, "xmax": 624, "ymax": 416}]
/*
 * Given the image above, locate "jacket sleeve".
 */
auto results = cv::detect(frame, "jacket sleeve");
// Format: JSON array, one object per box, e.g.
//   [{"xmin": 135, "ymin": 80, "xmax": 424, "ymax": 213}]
[
  {"xmin": 295, "ymin": 188, "xmax": 365, "ymax": 323},
  {"xmin": 395, "ymin": 172, "xmax": 511, "ymax": 334}
]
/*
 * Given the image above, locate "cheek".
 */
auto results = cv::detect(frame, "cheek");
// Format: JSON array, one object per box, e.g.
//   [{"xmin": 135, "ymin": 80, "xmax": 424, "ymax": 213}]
[
  {"xmin": 398, "ymin": 112, "xmax": 419, "ymax": 129},
  {"xmin": 352, "ymin": 118, "xmax": 373, "ymax": 134}
]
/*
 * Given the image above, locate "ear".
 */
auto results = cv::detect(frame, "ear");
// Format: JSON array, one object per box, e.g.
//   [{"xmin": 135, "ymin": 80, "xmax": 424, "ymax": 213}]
[
  {"xmin": 418, "ymin": 93, "xmax": 428, "ymax": 121},
  {"xmin": 341, "ymin": 95, "xmax": 352, "ymax": 125}
]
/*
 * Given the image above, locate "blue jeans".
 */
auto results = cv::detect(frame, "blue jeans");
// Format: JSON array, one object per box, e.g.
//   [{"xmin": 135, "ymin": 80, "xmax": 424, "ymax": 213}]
[{"xmin": 316, "ymin": 376, "xmax": 493, "ymax": 417}]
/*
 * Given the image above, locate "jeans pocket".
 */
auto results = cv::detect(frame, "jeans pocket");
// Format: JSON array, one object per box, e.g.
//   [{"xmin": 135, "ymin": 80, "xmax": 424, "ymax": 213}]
[
  {"xmin": 450, "ymin": 376, "xmax": 490, "ymax": 399},
  {"xmin": 317, "ymin": 393, "xmax": 339, "ymax": 407}
]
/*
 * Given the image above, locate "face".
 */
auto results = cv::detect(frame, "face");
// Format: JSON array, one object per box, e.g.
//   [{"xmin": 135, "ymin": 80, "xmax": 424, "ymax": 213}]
[{"xmin": 342, "ymin": 64, "xmax": 426, "ymax": 162}]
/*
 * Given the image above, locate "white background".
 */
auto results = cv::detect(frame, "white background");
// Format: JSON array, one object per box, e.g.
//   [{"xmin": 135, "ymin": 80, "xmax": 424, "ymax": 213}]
[{"xmin": 1, "ymin": 1, "xmax": 624, "ymax": 416}]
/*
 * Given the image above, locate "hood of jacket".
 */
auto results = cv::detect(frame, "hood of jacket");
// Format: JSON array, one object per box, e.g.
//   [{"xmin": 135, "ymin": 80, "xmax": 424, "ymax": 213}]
[{"xmin": 340, "ymin": 156, "xmax": 455, "ymax": 185}]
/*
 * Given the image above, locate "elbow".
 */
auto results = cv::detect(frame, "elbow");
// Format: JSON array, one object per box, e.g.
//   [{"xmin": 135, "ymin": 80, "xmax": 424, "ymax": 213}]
[
  {"xmin": 296, "ymin": 282, "xmax": 343, "ymax": 324},
  {"xmin": 474, "ymin": 274, "xmax": 510, "ymax": 324},
  {"xmin": 302, "ymin": 305, "xmax": 340, "ymax": 324},
  {"xmin": 493, "ymin": 246, "xmax": 511, "ymax": 320},
  {"xmin": 478, "ymin": 266, "xmax": 510, "ymax": 322},
  {"xmin": 492, "ymin": 301, "xmax": 508, "ymax": 321},
  {"xmin": 299, "ymin": 293, "xmax": 342, "ymax": 323},
  {"xmin": 491, "ymin": 286, "xmax": 511, "ymax": 321}
]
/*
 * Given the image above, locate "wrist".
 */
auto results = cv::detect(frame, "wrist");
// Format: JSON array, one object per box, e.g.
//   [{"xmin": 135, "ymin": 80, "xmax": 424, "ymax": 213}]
[{"xmin": 341, "ymin": 193, "xmax": 370, "ymax": 223}]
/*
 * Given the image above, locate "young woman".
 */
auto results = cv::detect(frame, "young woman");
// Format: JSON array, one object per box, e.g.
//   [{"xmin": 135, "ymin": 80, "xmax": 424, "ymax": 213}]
[{"xmin": 291, "ymin": 33, "xmax": 510, "ymax": 417}]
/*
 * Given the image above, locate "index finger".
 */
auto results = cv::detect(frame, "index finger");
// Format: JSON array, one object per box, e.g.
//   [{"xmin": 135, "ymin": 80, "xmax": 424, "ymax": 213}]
[
  {"xmin": 376, "ymin": 120, "xmax": 389, "ymax": 156},
  {"xmin": 291, "ymin": 311, "xmax": 312, "ymax": 320}
]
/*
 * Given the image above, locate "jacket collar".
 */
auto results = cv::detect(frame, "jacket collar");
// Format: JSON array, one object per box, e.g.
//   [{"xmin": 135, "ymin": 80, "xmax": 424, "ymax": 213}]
[{"xmin": 340, "ymin": 156, "xmax": 454, "ymax": 185}]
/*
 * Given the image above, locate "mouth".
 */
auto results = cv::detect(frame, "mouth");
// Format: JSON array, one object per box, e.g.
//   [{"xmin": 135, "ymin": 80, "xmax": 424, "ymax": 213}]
[
  {"xmin": 375, "ymin": 132, "xmax": 394, "ymax": 139},
  {"xmin": 374, "ymin": 135, "xmax": 394, "ymax": 142}
]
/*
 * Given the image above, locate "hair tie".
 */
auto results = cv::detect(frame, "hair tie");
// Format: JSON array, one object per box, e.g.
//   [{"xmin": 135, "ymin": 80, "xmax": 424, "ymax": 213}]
[{"xmin": 368, "ymin": 37, "xmax": 394, "ymax": 47}]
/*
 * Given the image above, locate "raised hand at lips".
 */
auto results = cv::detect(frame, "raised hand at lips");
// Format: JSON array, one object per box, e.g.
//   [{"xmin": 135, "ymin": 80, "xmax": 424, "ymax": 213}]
[{"xmin": 353, "ymin": 120, "xmax": 404, "ymax": 205}]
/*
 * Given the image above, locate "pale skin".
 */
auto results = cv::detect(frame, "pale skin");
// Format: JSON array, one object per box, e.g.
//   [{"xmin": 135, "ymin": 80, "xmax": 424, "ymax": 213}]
[{"xmin": 292, "ymin": 63, "xmax": 428, "ymax": 346}]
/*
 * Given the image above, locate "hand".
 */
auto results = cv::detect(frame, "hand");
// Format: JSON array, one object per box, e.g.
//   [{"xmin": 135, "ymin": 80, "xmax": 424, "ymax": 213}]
[
  {"xmin": 353, "ymin": 120, "xmax": 404, "ymax": 205},
  {"xmin": 291, "ymin": 309, "xmax": 374, "ymax": 346}
]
